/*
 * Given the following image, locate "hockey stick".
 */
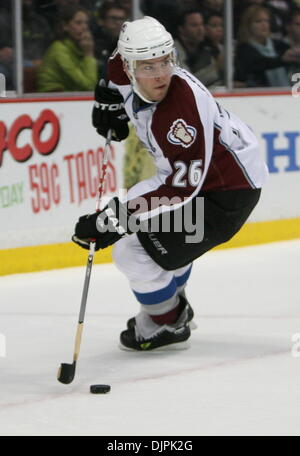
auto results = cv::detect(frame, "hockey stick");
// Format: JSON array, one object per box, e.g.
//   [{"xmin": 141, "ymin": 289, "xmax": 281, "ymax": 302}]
[{"xmin": 57, "ymin": 129, "xmax": 112, "ymax": 384}]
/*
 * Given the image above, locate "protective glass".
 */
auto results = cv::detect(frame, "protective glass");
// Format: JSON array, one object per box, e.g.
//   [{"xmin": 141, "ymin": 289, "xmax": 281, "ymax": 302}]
[{"xmin": 134, "ymin": 58, "xmax": 175, "ymax": 78}]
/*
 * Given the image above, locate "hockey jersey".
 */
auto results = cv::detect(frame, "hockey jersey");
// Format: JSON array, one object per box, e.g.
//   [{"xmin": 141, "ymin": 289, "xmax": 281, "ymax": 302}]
[{"xmin": 107, "ymin": 52, "xmax": 269, "ymax": 220}]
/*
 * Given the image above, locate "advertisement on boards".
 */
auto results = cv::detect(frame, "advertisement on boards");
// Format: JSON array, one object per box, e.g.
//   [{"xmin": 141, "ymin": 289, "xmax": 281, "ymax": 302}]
[
  {"xmin": 1, "ymin": 93, "xmax": 300, "ymax": 250},
  {"xmin": 0, "ymin": 100, "xmax": 124, "ymax": 249}
]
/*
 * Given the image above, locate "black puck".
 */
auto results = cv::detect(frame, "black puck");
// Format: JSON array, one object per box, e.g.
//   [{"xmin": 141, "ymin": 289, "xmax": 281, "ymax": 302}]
[{"xmin": 90, "ymin": 384, "xmax": 111, "ymax": 394}]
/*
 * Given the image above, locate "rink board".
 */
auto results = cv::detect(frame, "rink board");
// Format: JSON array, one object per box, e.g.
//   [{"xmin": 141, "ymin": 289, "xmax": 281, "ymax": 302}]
[
  {"xmin": 0, "ymin": 92, "xmax": 299, "ymax": 275},
  {"xmin": 0, "ymin": 216, "xmax": 299, "ymax": 275}
]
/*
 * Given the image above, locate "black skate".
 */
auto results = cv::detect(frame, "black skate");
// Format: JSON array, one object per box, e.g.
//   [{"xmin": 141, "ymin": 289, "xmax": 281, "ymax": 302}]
[
  {"xmin": 126, "ymin": 299, "xmax": 196, "ymax": 330},
  {"xmin": 120, "ymin": 296, "xmax": 191, "ymax": 351}
]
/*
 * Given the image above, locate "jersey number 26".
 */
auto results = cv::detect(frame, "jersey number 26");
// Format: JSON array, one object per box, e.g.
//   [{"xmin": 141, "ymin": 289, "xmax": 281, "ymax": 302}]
[{"xmin": 172, "ymin": 160, "xmax": 202, "ymax": 188}]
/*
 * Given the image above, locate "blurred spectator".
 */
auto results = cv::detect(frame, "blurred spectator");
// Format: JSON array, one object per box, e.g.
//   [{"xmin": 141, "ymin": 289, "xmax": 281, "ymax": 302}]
[
  {"xmin": 234, "ymin": 0, "xmax": 297, "ymax": 39},
  {"xmin": 93, "ymin": 2, "xmax": 127, "ymax": 74},
  {"xmin": 0, "ymin": 1, "xmax": 12, "ymax": 38},
  {"xmin": 181, "ymin": 0, "xmax": 201, "ymax": 7},
  {"xmin": 203, "ymin": 12, "xmax": 224, "ymax": 82},
  {"xmin": 234, "ymin": 0, "xmax": 268, "ymax": 38},
  {"xmin": 234, "ymin": 5, "xmax": 300, "ymax": 87},
  {"xmin": 283, "ymin": 8, "xmax": 300, "ymax": 78},
  {"xmin": 37, "ymin": 5, "xmax": 98, "ymax": 92},
  {"xmin": 118, "ymin": 0, "xmax": 132, "ymax": 17},
  {"xmin": 0, "ymin": 44, "xmax": 13, "ymax": 91},
  {"xmin": 23, "ymin": 0, "xmax": 53, "ymax": 67},
  {"xmin": 141, "ymin": 0, "xmax": 218, "ymax": 36},
  {"xmin": 175, "ymin": 9, "xmax": 223, "ymax": 87},
  {"xmin": 204, "ymin": 12, "xmax": 224, "ymax": 53},
  {"xmin": 0, "ymin": 3, "xmax": 13, "ymax": 90},
  {"xmin": 200, "ymin": 0, "xmax": 224, "ymax": 15},
  {"xmin": 22, "ymin": 0, "xmax": 54, "ymax": 91},
  {"xmin": 266, "ymin": 0, "xmax": 296, "ymax": 38},
  {"xmin": 141, "ymin": 0, "xmax": 182, "ymax": 35},
  {"xmin": 35, "ymin": 0, "xmax": 94, "ymax": 29},
  {"xmin": 234, "ymin": 0, "xmax": 267, "ymax": 9},
  {"xmin": 284, "ymin": 7, "xmax": 300, "ymax": 45}
]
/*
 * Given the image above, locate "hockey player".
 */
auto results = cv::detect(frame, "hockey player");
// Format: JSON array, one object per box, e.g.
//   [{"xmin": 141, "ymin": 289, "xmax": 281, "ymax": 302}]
[{"xmin": 72, "ymin": 17, "xmax": 269, "ymax": 351}]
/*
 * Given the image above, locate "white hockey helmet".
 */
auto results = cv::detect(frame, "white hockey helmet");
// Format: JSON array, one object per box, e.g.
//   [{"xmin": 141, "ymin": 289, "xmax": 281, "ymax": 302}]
[
  {"xmin": 117, "ymin": 16, "xmax": 176, "ymax": 102},
  {"xmin": 118, "ymin": 16, "xmax": 174, "ymax": 62}
]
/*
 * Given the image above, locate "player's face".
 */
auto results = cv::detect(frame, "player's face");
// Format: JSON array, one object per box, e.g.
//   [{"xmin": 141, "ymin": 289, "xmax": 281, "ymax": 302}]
[{"xmin": 134, "ymin": 56, "xmax": 173, "ymax": 102}]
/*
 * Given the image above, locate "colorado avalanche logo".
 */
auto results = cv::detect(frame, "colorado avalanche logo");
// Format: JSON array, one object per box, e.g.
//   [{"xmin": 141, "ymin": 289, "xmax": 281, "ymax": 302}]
[{"xmin": 167, "ymin": 119, "xmax": 197, "ymax": 148}]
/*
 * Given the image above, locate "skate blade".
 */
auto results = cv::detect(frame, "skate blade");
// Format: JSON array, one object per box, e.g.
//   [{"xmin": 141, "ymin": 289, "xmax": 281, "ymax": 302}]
[{"xmin": 119, "ymin": 341, "xmax": 190, "ymax": 352}]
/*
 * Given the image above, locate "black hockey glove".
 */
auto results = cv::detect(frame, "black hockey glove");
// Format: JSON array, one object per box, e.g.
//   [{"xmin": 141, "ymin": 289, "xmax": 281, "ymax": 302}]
[
  {"xmin": 92, "ymin": 79, "xmax": 129, "ymax": 142},
  {"xmin": 72, "ymin": 197, "xmax": 133, "ymax": 251}
]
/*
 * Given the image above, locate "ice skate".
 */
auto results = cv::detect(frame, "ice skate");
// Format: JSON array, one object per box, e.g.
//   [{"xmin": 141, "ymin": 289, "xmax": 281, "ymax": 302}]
[
  {"xmin": 126, "ymin": 298, "xmax": 196, "ymax": 330},
  {"xmin": 120, "ymin": 296, "xmax": 191, "ymax": 351}
]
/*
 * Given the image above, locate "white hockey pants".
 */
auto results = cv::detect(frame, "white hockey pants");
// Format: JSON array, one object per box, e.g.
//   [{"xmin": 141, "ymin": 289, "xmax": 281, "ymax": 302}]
[{"xmin": 112, "ymin": 234, "xmax": 192, "ymax": 317}]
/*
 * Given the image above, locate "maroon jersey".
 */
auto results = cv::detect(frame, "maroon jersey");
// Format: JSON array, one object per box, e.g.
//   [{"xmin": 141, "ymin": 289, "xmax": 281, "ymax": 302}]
[{"xmin": 107, "ymin": 52, "xmax": 268, "ymax": 220}]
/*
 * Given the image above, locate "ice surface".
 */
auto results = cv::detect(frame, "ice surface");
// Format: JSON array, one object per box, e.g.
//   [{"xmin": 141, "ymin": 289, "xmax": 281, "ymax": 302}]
[{"xmin": 0, "ymin": 240, "xmax": 299, "ymax": 436}]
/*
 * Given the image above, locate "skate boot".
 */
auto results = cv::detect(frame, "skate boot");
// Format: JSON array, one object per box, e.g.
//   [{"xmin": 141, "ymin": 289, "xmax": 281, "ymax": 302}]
[
  {"xmin": 120, "ymin": 295, "xmax": 191, "ymax": 351},
  {"xmin": 126, "ymin": 297, "xmax": 196, "ymax": 330}
]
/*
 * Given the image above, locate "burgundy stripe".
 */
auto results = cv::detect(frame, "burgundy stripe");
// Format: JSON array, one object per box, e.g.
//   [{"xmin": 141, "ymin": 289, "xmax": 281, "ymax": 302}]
[
  {"xmin": 107, "ymin": 53, "xmax": 130, "ymax": 86},
  {"xmin": 150, "ymin": 304, "xmax": 180, "ymax": 325},
  {"xmin": 202, "ymin": 128, "xmax": 252, "ymax": 191},
  {"xmin": 128, "ymin": 76, "xmax": 206, "ymax": 215}
]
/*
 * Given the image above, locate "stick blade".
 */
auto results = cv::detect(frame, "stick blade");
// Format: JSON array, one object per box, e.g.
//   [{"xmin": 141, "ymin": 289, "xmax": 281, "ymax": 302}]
[{"xmin": 57, "ymin": 362, "xmax": 76, "ymax": 384}]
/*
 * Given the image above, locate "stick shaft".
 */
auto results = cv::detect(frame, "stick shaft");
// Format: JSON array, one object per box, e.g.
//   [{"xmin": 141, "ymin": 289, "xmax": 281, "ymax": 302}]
[
  {"xmin": 73, "ymin": 323, "xmax": 83, "ymax": 362},
  {"xmin": 78, "ymin": 245, "xmax": 95, "ymax": 324},
  {"xmin": 71, "ymin": 131, "xmax": 111, "ymax": 365},
  {"xmin": 95, "ymin": 129, "xmax": 112, "ymax": 212}
]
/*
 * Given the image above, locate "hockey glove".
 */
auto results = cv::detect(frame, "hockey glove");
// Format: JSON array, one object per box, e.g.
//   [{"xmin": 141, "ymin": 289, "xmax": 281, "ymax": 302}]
[
  {"xmin": 72, "ymin": 197, "xmax": 133, "ymax": 251},
  {"xmin": 92, "ymin": 79, "xmax": 129, "ymax": 141}
]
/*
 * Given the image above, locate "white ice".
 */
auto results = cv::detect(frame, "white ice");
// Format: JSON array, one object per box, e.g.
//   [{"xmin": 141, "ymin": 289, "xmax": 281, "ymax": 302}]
[{"xmin": 0, "ymin": 240, "xmax": 300, "ymax": 436}]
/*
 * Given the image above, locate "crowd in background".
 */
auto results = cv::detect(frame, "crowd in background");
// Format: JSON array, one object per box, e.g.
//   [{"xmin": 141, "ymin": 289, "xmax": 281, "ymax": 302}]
[{"xmin": 1, "ymin": 0, "xmax": 300, "ymax": 92}]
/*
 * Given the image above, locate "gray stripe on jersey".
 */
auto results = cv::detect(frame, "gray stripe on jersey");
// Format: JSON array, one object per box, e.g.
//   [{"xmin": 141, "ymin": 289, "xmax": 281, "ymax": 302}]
[{"xmin": 214, "ymin": 122, "xmax": 256, "ymax": 188}]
